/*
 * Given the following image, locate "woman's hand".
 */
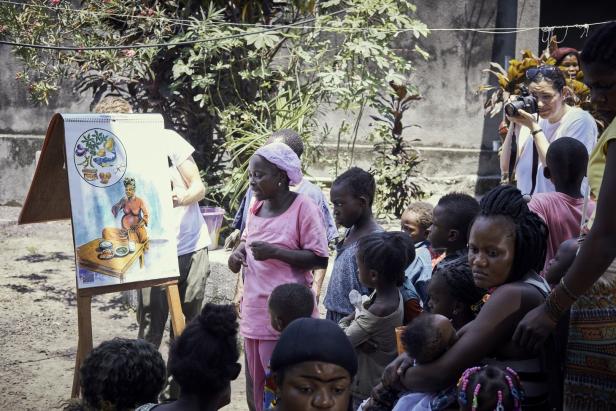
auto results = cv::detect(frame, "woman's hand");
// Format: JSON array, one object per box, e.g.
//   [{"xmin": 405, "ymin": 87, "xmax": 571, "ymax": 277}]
[
  {"xmin": 228, "ymin": 243, "xmax": 247, "ymax": 273},
  {"xmin": 249, "ymin": 241, "xmax": 279, "ymax": 261},
  {"xmin": 512, "ymin": 304, "xmax": 558, "ymax": 353},
  {"xmin": 382, "ymin": 352, "xmax": 412, "ymax": 388},
  {"xmin": 506, "ymin": 108, "xmax": 538, "ymax": 130}
]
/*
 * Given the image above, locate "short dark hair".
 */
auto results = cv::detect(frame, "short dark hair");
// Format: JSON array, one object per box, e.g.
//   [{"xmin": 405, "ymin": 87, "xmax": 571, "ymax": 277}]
[
  {"xmin": 404, "ymin": 201, "xmax": 434, "ymax": 230},
  {"xmin": 433, "ymin": 258, "xmax": 486, "ymax": 311},
  {"xmin": 357, "ymin": 231, "xmax": 415, "ymax": 287},
  {"xmin": 80, "ymin": 338, "xmax": 165, "ymax": 411},
  {"xmin": 168, "ymin": 304, "xmax": 240, "ymax": 397},
  {"xmin": 580, "ymin": 22, "xmax": 616, "ymax": 68},
  {"xmin": 333, "ymin": 167, "xmax": 376, "ymax": 206},
  {"xmin": 437, "ymin": 193, "xmax": 480, "ymax": 241},
  {"xmin": 546, "ymin": 137, "xmax": 588, "ymax": 185},
  {"xmin": 528, "ymin": 64, "xmax": 567, "ymax": 93},
  {"xmin": 269, "ymin": 283, "xmax": 315, "ymax": 324},
  {"xmin": 402, "ymin": 314, "xmax": 450, "ymax": 364},
  {"xmin": 477, "ymin": 185, "xmax": 548, "ymax": 282},
  {"xmin": 269, "ymin": 129, "xmax": 304, "ymax": 158}
]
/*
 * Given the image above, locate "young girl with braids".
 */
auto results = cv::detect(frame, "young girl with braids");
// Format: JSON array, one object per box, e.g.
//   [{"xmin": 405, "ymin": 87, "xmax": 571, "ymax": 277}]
[
  {"xmin": 363, "ymin": 259, "xmax": 486, "ymax": 411},
  {"xmin": 136, "ymin": 304, "xmax": 242, "ymax": 411},
  {"xmin": 383, "ymin": 185, "xmax": 551, "ymax": 410},
  {"xmin": 513, "ymin": 22, "xmax": 616, "ymax": 410},
  {"xmin": 457, "ymin": 365, "xmax": 524, "ymax": 411},
  {"xmin": 339, "ymin": 231, "xmax": 413, "ymax": 410}
]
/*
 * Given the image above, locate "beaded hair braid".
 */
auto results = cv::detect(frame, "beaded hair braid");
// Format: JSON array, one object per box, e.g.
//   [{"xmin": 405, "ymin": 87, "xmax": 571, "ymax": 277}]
[{"xmin": 457, "ymin": 365, "xmax": 523, "ymax": 411}]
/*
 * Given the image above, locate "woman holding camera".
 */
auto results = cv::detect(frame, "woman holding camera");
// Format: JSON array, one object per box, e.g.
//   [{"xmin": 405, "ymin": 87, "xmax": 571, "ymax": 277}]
[
  {"xmin": 513, "ymin": 22, "xmax": 616, "ymax": 410},
  {"xmin": 500, "ymin": 65, "xmax": 597, "ymax": 194}
]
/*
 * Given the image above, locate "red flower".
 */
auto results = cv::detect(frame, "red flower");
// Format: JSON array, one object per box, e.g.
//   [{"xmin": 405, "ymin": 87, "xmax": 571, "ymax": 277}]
[{"xmin": 50, "ymin": 0, "xmax": 61, "ymax": 5}]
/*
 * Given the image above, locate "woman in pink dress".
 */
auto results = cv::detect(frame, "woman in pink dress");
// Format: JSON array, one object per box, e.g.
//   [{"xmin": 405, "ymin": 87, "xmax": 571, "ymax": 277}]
[{"xmin": 228, "ymin": 142, "xmax": 329, "ymax": 411}]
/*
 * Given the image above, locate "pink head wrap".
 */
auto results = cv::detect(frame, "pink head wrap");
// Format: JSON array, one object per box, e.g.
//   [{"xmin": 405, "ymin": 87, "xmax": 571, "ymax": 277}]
[{"xmin": 253, "ymin": 142, "xmax": 303, "ymax": 185}]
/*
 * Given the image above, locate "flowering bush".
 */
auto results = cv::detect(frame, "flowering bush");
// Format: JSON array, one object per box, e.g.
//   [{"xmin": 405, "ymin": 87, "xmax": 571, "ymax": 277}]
[{"xmin": 0, "ymin": 0, "xmax": 429, "ymax": 213}]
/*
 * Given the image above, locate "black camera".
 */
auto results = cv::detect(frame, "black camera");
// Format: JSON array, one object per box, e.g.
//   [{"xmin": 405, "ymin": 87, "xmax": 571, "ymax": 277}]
[{"xmin": 504, "ymin": 85, "xmax": 538, "ymax": 116}]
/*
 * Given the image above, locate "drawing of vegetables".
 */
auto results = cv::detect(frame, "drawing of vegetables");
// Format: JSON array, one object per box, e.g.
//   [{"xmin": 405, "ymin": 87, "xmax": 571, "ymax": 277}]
[{"xmin": 76, "ymin": 130, "xmax": 108, "ymax": 181}]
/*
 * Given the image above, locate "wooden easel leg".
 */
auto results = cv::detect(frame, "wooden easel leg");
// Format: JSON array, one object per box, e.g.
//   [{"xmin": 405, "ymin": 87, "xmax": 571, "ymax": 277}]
[
  {"xmin": 71, "ymin": 294, "xmax": 93, "ymax": 398},
  {"xmin": 166, "ymin": 284, "xmax": 185, "ymax": 337}
]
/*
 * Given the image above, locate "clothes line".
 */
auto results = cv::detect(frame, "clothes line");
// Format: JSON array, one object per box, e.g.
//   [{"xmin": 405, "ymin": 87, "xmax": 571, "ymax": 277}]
[{"xmin": 0, "ymin": 1, "xmax": 613, "ymax": 52}]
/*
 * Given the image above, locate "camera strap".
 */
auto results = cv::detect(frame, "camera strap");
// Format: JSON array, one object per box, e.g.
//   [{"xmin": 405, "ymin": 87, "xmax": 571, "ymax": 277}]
[
  {"xmin": 530, "ymin": 143, "xmax": 539, "ymax": 195},
  {"xmin": 508, "ymin": 128, "xmax": 517, "ymax": 185}
]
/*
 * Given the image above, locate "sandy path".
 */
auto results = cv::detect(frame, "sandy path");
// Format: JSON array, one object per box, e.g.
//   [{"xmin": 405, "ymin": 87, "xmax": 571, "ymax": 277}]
[{"xmin": 0, "ymin": 206, "xmax": 248, "ymax": 410}]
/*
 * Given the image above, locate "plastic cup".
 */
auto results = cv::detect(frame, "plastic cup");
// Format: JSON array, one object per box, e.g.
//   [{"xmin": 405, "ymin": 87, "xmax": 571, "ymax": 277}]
[
  {"xmin": 395, "ymin": 326, "xmax": 406, "ymax": 354},
  {"xmin": 200, "ymin": 206, "xmax": 225, "ymax": 249}
]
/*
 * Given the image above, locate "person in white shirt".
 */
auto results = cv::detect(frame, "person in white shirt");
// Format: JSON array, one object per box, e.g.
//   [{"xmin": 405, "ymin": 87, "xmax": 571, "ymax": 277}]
[
  {"xmin": 500, "ymin": 65, "xmax": 598, "ymax": 195},
  {"xmin": 137, "ymin": 129, "xmax": 212, "ymax": 348},
  {"xmin": 93, "ymin": 97, "xmax": 211, "ymax": 349}
]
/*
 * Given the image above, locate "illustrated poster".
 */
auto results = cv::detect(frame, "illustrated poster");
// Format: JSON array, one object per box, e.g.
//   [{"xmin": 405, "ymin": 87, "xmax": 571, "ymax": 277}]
[{"xmin": 63, "ymin": 114, "xmax": 179, "ymax": 289}]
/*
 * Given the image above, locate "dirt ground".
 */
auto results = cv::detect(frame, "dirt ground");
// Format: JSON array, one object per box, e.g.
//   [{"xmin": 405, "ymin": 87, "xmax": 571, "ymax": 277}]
[{"xmin": 0, "ymin": 205, "xmax": 254, "ymax": 410}]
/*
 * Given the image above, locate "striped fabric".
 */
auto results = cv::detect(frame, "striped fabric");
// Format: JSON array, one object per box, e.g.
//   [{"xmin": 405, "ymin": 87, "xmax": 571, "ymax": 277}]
[{"xmin": 564, "ymin": 258, "xmax": 616, "ymax": 410}]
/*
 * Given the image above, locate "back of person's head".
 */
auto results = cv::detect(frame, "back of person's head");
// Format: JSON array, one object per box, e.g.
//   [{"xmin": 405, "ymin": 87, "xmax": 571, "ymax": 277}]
[
  {"xmin": 268, "ymin": 129, "xmax": 304, "ymax": 159},
  {"xmin": 168, "ymin": 303, "xmax": 241, "ymax": 400},
  {"xmin": 457, "ymin": 365, "xmax": 524, "ymax": 411},
  {"xmin": 332, "ymin": 167, "xmax": 376, "ymax": 207},
  {"xmin": 544, "ymin": 137, "xmax": 588, "ymax": 186},
  {"xmin": 527, "ymin": 64, "xmax": 567, "ymax": 93},
  {"xmin": 80, "ymin": 338, "xmax": 165, "ymax": 411},
  {"xmin": 580, "ymin": 22, "xmax": 616, "ymax": 68},
  {"xmin": 268, "ymin": 283, "xmax": 315, "ymax": 331},
  {"xmin": 93, "ymin": 96, "xmax": 133, "ymax": 114},
  {"xmin": 402, "ymin": 313, "xmax": 456, "ymax": 364},
  {"xmin": 432, "ymin": 258, "xmax": 486, "ymax": 318},
  {"xmin": 357, "ymin": 231, "xmax": 415, "ymax": 287},
  {"xmin": 437, "ymin": 193, "xmax": 480, "ymax": 241},
  {"xmin": 477, "ymin": 185, "xmax": 548, "ymax": 282}
]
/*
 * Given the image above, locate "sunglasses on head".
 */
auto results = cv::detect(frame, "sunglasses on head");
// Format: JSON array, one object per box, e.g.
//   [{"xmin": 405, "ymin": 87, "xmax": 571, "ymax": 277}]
[{"xmin": 526, "ymin": 65, "xmax": 561, "ymax": 81}]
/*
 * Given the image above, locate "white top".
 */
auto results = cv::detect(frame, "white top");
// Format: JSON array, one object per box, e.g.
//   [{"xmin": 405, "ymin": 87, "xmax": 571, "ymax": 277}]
[
  {"xmin": 166, "ymin": 130, "xmax": 211, "ymax": 256},
  {"xmin": 515, "ymin": 106, "xmax": 597, "ymax": 195}
]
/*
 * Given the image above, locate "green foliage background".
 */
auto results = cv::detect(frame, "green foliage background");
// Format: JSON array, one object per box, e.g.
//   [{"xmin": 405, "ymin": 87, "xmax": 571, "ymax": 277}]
[{"xmin": 0, "ymin": 0, "xmax": 429, "ymax": 217}]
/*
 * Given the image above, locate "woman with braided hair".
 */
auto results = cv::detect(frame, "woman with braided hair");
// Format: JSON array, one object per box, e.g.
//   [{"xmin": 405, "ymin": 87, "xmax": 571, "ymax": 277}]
[
  {"xmin": 339, "ymin": 231, "xmax": 412, "ymax": 409},
  {"xmin": 513, "ymin": 22, "xmax": 616, "ymax": 410},
  {"xmin": 382, "ymin": 185, "xmax": 551, "ymax": 410}
]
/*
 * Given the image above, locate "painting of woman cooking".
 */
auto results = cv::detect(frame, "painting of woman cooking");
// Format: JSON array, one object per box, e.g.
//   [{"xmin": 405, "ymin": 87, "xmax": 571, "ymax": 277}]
[{"xmin": 62, "ymin": 114, "xmax": 180, "ymax": 289}]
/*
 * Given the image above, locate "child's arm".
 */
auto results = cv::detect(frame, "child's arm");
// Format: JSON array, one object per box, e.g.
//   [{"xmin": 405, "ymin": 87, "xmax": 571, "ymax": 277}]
[
  {"xmin": 340, "ymin": 312, "xmax": 374, "ymax": 348},
  {"xmin": 249, "ymin": 241, "xmax": 328, "ymax": 269},
  {"xmin": 544, "ymin": 265, "xmax": 566, "ymax": 285}
]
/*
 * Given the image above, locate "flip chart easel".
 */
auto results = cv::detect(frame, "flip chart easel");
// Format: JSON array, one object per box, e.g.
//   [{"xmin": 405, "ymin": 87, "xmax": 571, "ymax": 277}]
[{"xmin": 18, "ymin": 114, "xmax": 185, "ymax": 398}]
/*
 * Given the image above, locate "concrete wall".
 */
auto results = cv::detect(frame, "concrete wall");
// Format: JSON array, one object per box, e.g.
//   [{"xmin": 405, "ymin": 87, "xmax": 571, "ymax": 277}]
[
  {"xmin": 0, "ymin": 1, "xmax": 541, "ymax": 205},
  {"xmin": 0, "ymin": 46, "xmax": 91, "ymax": 134},
  {"xmin": 318, "ymin": 0, "xmax": 539, "ymax": 148}
]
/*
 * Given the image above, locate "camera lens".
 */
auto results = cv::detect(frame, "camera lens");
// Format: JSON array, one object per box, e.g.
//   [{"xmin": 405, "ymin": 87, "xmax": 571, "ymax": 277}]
[{"xmin": 504, "ymin": 101, "xmax": 522, "ymax": 116}]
